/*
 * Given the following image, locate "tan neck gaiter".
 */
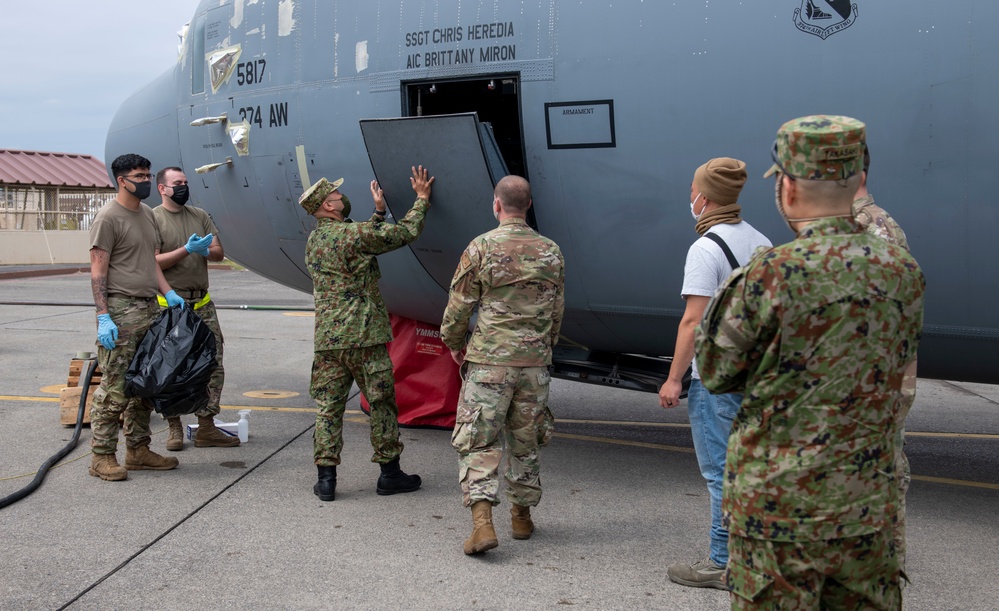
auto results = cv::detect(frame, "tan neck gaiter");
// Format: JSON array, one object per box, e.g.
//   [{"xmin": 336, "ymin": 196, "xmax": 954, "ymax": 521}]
[{"xmin": 695, "ymin": 204, "xmax": 742, "ymax": 236}]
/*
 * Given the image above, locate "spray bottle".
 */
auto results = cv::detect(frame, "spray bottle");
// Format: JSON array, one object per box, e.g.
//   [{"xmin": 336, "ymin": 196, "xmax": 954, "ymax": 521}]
[{"xmin": 237, "ymin": 409, "xmax": 250, "ymax": 443}]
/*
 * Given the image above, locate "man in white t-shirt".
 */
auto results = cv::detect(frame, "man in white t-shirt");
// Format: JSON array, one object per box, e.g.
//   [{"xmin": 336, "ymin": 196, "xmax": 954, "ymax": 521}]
[{"xmin": 659, "ymin": 157, "xmax": 772, "ymax": 590}]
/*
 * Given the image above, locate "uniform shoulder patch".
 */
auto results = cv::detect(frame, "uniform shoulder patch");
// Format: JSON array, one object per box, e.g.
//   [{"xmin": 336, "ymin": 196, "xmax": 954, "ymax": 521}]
[
  {"xmin": 459, "ymin": 250, "xmax": 473, "ymax": 273},
  {"xmin": 451, "ymin": 245, "xmax": 479, "ymax": 286}
]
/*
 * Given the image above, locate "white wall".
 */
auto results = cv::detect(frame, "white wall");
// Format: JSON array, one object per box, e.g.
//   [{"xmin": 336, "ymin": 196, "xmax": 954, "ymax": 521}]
[{"xmin": 0, "ymin": 231, "xmax": 91, "ymax": 264}]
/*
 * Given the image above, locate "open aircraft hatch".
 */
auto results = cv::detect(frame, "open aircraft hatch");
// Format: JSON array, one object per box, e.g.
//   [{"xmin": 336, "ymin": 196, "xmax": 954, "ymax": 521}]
[{"xmin": 360, "ymin": 113, "xmax": 511, "ymax": 292}]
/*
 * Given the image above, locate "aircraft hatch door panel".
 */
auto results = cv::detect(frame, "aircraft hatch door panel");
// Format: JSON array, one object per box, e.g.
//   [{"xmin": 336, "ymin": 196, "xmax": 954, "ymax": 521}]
[
  {"xmin": 359, "ymin": 113, "xmax": 509, "ymax": 292},
  {"xmin": 477, "ymin": 122, "xmax": 510, "ymax": 185}
]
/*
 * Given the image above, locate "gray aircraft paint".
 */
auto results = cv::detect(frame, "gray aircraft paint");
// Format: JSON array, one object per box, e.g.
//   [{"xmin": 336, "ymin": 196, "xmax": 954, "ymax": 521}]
[{"xmin": 107, "ymin": 0, "xmax": 999, "ymax": 386}]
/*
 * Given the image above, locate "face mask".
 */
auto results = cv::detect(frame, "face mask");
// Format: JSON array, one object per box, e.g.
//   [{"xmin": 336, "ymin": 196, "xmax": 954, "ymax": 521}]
[
  {"xmin": 689, "ymin": 193, "xmax": 703, "ymax": 221},
  {"xmin": 493, "ymin": 203, "xmax": 500, "ymax": 221},
  {"xmin": 124, "ymin": 177, "xmax": 151, "ymax": 201},
  {"xmin": 170, "ymin": 184, "xmax": 190, "ymax": 206},
  {"xmin": 339, "ymin": 194, "xmax": 351, "ymax": 218}
]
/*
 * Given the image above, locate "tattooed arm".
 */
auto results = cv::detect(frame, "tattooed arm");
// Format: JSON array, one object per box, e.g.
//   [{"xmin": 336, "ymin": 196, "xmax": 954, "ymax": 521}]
[{"xmin": 90, "ymin": 247, "xmax": 110, "ymax": 314}]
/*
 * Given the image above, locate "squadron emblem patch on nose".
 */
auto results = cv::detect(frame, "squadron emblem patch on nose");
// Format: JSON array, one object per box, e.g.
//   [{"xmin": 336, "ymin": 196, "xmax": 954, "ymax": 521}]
[{"xmin": 794, "ymin": 0, "xmax": 859, "ymax": 39}]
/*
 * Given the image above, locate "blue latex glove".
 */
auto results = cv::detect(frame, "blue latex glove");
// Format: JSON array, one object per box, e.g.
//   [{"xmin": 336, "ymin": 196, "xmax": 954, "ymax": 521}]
[
  {"xmin": 164, "ymin": 290, "xmax": 186, "ymax": 310},
  {"xmin": 184, "ymin": 233, "xmax": 214, "ymax": 257},
  {"xmin": 96, "ymin": 313, "xmax": 118, "ymax": 350}
]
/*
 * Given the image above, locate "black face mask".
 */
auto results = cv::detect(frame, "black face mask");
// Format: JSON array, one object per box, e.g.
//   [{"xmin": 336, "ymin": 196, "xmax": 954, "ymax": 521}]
[
  {"xmin": 123, "ymin": 177, "xmax": 152, "ymax": 201},
  {"xmin": 339, "ymin": 194, "xmax": 351, "ymax": 218},
  {"xmin": 170, "ymin": 184, "xmax": 190, "ymax": 206}
]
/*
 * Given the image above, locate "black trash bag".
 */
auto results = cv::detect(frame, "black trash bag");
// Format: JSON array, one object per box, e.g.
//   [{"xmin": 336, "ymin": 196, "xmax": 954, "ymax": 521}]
[{"xmin": 125, "ymin": 306, "xmax": 217, "ymax": 418}]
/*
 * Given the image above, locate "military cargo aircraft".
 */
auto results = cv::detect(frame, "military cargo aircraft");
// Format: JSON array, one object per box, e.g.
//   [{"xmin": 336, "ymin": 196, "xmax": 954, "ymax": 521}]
[{"xmin": 107, "ymin": 0, "xmax": 999, "ymax": 391}]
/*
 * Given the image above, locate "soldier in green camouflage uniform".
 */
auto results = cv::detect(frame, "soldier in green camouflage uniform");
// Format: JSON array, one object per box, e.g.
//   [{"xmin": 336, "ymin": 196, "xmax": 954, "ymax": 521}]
[
  {"xmin": 302, "ymin": 167, "xmax": 433, "ymax": 501},
  {"xmin": 695, "ymin": 117, "xmax": 924, "ymax": 609},
  {"xmin": 853, "ymin": 147, "xmax": 917, "ymax": 573},
  {"xmin": 88, "ymin": 153, "xmax": 185, "ymax": 481},
  {"xmin": 440, "ymin": 175, "xmax": 565, "ymax": 555}
]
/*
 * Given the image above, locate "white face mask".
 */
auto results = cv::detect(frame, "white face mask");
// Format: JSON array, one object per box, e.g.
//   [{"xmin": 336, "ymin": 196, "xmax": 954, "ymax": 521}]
[
  {"xmin": 689, "ymin": 193, "xmax": 703, "ymax": 221},
  {"xmin": 493, "ymin": 200, "xmax": 500, "ymax": 221}
]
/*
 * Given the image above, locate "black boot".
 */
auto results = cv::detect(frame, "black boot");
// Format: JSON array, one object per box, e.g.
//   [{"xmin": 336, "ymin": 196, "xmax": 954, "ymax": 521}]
[
  {"xmin": 314, "ymin": 465, "xmax": 337, "ymax": 501},
  {"xmin": 376, "ymin": 458, "xmax": 421, "ymax": 496}
]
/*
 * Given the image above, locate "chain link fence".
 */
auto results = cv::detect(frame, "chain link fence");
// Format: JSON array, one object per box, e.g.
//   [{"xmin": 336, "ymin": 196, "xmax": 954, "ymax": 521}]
[{"xmin": 0, "ymin": 186, "xmax": 117, "ymax": 231}]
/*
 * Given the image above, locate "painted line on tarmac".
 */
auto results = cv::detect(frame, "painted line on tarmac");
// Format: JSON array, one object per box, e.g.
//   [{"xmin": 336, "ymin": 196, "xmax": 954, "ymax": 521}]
[
  {"xmin": 242, "ymin": 390, "xmax": 300, "ymax": 399},
  {"xmin": 218, "ymin": 404, "xmax": 360, "ymax": 415},
  {"xmin": 8, "ymin": 394, "xmax": 999, "ymax": 441},
  {"xmin": 0, "ymin": 395, "xmax": 999, "ymax": 490},
  {"xmin": 554, "ymin": 433, "xmax": 999, "ymax": 491},
  {"xmin": 910, "ymin": 475, "xmax": 999, "ymax": 490},
  {"xmin": 3, "ymin": 395, "xmax": 61, "ymax": 403},
  {"xmin": 555, "ymin": 432, "xmax": 695, "ymax": 454},
  {"xmin": 559, "ymin": 418, "xmax": 691, "ymax": 429},
  {"xmin": 5, "ymin": 395, "xmax": 999, "ymax": 490},
  {"xmin": 560, "ymin": 418, "xmax": 999, "ymax": 440},
  {"xmin": 0, "ymin": 396, "xmax": 359, "ymax": 416},
  {"xmin": 905, "ymin": 431, "xmax": 999, "ymax": 440}
]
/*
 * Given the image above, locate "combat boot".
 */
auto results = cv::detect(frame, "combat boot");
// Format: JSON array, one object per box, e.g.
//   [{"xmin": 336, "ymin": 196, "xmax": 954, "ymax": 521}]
[
  {"xmin": 89, "ymin": 453, "xmax": 127, "ymax": 481},
  {"xmin": 314, "ymin": 465, "xmax": 337, "ymax": 501},
  {"xmin": 166, "ymin": 417, "xmax": 184, "ymax": 451},
  {"xmin": 376, "ymin": 457, "xmax": 421, "ymax": 495},
  {"xmin": 125, "ymin": 445, "xmax": 179, "ymax": 471},
  {"xmin": 464, "ymin": 501, "xmax": 499, "ymax": 555},
  {"xmin": 511, "ymin": 504, "xmax": 535, "ymax": 540},
  {"xmin": 194, "ymin": 416, "xmax": 240, "ymax": 448},
  {"xmin": 666, "ymin": 557, "xmax": 727, "ymax": 590}
]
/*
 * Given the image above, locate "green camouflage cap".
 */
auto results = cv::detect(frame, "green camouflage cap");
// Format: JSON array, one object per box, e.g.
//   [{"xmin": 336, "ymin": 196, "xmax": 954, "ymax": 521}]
[
  {"xmin": 299, "ymin": 177, "xmax": 344, "ymax": 215},
  {"xmin": 763, "ymin": 115, "xmax": 866, "ymax": 180}
]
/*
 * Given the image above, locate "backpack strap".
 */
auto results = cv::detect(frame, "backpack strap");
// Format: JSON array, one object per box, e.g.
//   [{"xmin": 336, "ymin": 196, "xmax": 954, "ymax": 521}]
[{"xmin": 702, "ymin": 231, "xmax": 741, "ymax": 269}]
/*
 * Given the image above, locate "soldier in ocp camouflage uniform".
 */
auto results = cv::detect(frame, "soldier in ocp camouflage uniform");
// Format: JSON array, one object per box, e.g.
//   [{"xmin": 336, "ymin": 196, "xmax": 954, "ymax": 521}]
[
  {"xmin": 695, "ymin": 116, "xmax": 924, "ymax": 610},
  {"xmin": 853, "ymin": 145, "xmax": 909, "ymax": 251},
  {"xmin": 92, "ymin": 297, "xmax": 164, "ymax": 461},
  {"xmin": 440, "ymin": 175, "xmax": 565, "ymax": 555},
  {"xmin": 88, "ymin": 153, "xmax": 185, "ymax": 481},
  {"xmin": 153, "ymin": 166, "xmax": 239, "ymax": 451},
  {"xmin": 853, "ymin": 145, "xmax": 917, "ymax": 573},
  {"xmin": 302, "ymin": 166, "xmax": 433, "ymax": 502}
]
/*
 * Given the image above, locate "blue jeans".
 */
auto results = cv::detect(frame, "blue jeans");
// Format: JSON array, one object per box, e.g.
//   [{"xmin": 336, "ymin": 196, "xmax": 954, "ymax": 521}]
[{"xmin": 687, "ymin": 379, "xmax": 742, "ymax": 566}]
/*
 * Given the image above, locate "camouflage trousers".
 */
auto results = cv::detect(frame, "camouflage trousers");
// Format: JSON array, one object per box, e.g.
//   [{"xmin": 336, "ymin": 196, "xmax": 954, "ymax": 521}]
[
  {"xmin": 894, "ymin": 360, "xmax": 917, "ymax": 573},
  {"xmin": 727, "ymin": 530, "xmax": 902, "ymax": 610},
  {"xmin": 311, "ymin": 344, "xmax": 403, "ymax": 466},
  {"xmin": 91, "ymin": 296, "xmax": 159, "ymax": 454},
  {"xmin": 451, "ymin": 363, "xmax": 554, "ymax": 508},
  {"xmin": 159, "ymin": 299, "xmax": 225, "ymax": 419}
]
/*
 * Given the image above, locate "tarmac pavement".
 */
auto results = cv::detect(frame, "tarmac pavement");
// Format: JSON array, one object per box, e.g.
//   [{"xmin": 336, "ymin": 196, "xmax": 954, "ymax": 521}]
[{"xmin": 1, "ymin": 268, "xmax": 997, "ymax": 610}]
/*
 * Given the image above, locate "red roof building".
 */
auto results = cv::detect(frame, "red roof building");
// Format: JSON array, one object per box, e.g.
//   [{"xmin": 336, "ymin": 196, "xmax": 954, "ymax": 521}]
[{"xmin": 0, "ymin": 149, "xmax": 113, "ymax": 189}]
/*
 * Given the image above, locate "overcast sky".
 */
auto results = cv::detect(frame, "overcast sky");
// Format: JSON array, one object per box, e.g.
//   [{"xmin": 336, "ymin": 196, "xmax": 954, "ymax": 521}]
[{"xmin": 0, "ymin": 0, "xmax": 203, "ymax": 162}]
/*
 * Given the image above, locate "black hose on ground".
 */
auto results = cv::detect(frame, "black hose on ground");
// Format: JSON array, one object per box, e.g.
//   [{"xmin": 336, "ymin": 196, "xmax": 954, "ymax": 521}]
[{"xmin": 0, "ymin": 358, "xmax": 97, "ymax": 509}]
